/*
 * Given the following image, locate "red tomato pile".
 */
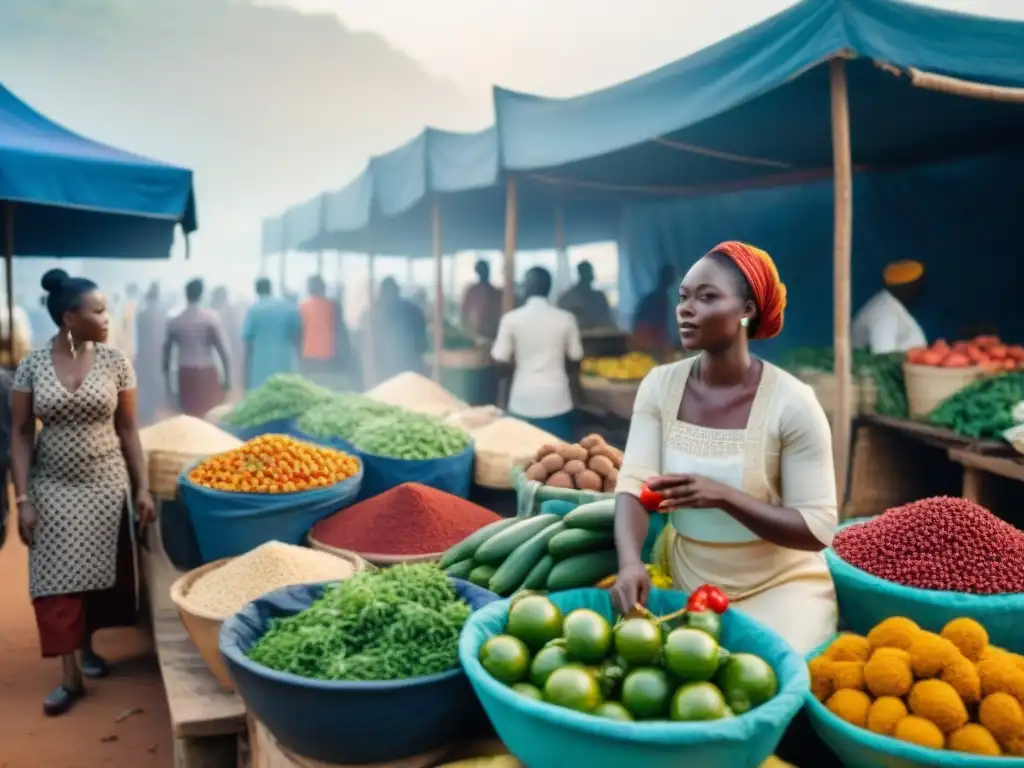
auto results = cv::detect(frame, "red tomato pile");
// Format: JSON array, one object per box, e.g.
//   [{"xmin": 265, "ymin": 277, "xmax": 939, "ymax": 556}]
[{"xmin": 906, "ymin": 336, "xmax": 1024, "ymax": 372}]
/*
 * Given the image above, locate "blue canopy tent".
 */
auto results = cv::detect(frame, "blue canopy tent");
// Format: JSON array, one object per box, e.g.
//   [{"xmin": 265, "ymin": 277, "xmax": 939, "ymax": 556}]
[
  {"xmin": 0, "ymin": 82, "xmax": 196, "ymax": 354},
  {"xmin": 491, "ymin": 0, "xmax": 1024, "ymax": 489}
]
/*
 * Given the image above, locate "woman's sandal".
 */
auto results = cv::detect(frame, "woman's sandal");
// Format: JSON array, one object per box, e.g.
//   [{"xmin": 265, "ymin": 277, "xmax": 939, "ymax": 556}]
[
  {"xmin": 43, "ymin": 685, "xmax": 85, "ymax": 717},
  {"xmin": 82, "ymin": 651, "xmax": 110, "ymax": 679}
]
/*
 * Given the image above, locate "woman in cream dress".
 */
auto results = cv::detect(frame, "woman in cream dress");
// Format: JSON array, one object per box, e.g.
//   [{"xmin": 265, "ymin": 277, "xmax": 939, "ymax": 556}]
[{"xmin": 612, "ymin": 241, "xmax": 837, "ymax": 655}]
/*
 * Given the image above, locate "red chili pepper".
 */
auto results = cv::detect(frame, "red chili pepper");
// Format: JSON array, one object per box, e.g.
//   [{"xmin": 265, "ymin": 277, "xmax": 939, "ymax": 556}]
[
  {"xmin": 639, "ymin": 483, "xmax": 665, "ymax": 512},
  {"xmin": 686, "ymin": 591, "xmax": 709, "ymax": 612}
]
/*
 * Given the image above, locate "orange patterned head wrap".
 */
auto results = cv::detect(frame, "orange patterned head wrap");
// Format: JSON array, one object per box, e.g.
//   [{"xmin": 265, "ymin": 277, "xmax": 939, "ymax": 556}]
[{"xmin": 707, "ymin": 241, "xmax": 787, "ymax": 340}]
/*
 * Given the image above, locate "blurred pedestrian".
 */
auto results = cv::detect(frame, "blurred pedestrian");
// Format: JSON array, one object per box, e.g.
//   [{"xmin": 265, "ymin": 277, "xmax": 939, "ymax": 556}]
[
  {"xmin": 242, "ymin": 278, "xmax": 302, "ymax": 390},
  {"xmin": 163, "ymin": 279, "xmax": 231, "ymax": 417}
]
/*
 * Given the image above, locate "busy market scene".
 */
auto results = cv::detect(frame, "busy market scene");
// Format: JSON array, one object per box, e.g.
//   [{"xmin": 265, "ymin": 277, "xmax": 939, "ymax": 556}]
[{"xmin": 3, "ymin": 0, "xmax": 1024, "ymax": 766}]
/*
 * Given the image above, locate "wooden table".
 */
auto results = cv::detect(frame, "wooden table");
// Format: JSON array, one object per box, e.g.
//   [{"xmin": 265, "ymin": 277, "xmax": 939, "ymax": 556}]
[
  {"xmin": 949, "ymin": 448, "xmax": 1024, "ymax": 506},
  {"xmin": 579, "ymin": 377, "xmax": 640, "ymax": 420},
  {"xmin": 142, "ymin": 527, "xmax": 247, "ymax": 768}
]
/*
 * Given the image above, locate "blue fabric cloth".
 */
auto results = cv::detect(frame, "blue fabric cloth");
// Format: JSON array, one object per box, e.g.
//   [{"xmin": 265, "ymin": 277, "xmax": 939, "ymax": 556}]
[
  {"xmin": 242, "ymin": 298, "xmax": 302, "ymax": 390},
  {"xmin": 510, "ymin": 411, "xmax": 574, "ymax": 442},
  {"xmin": 0, "ymin": 82, "xmax": 196, "ymax": 258}
]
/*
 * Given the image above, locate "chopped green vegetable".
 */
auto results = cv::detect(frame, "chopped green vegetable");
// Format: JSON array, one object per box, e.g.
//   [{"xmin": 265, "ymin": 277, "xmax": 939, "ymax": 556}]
[
  {"xmin": 777, "ymin": 347, "xmax": 908, "ymax": 419},
  {"xmin": 349, "ymin": 412, "xmax": 471, "ymax": 460},
  {"xmin": 222, "ymin": 374, "xmax": 334, "ymax": 427},
  {"xmin": 928, "ymin": 372, "xmax": 1024, "ymax": 439},
  {"xmin": 296, "ymin": 394, "xmax": 402, "ymax": 442},
  {"xmin": 246, "ymin": 563, "xmax": 471, "ymax": 681}
]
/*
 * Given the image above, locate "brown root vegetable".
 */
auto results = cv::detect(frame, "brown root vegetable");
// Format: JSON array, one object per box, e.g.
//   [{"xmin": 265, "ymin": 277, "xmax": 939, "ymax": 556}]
[
  {"xmin": 535, "ymin": 444, "xmax": 558, "ymax": 462},
  {"xmin": 546, "ymin": 471, "xmax": 574, "ymax": 488},
  {"xmin": 602, "ymin": 475, "xmax": 618, "ymax": 493},
  {"xmin": 563, "ymin": 459, "xmax": 586, "ymax": 476},
  {"xmin": 579, "ymin": 434, "xmax": 605, "ymax": 450},
  {"xmin": 524, "ymin": 462, "xmax": 549, "ymax": 482},
  {"xmin": 603, "ymin": 467, "xmax": 619, "ymax": 486},
  {"xmin": 587, "ymin": 454, "xmax": 616, "ymax": 477},
  {"xmin": 562, "ymin": 444, "xmax": 589, "ymax": 462},
  {"xmin": 575, "ymin": 469, "xmax": 603, "ymax": 491},
  {"xmin": 588, "ymin": 444, "xmax": 623, "ymax": 468},
  {"xmin": 540, "ymin": 453, "xmax": 565, "ymax": 474}
]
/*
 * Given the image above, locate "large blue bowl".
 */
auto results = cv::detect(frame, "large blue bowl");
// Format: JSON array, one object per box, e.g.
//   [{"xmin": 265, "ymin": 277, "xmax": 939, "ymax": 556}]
[
  {"xmin": 827, "ymin": 519, "xmax": 1024, "ymax": 651},
  {"xmin": 220, "ymin": 577, "xmax": 498, "ymax": 765},
  {"xmin": 805, "ymin": 640, "xmax": 1019, "ymax": 768},
  {"xmin": 459, "ymin": 588, "xmax": 809, "ymax": 768}
]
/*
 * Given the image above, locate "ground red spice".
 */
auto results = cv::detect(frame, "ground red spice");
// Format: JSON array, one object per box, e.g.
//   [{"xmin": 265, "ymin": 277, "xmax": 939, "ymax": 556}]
[
  {"xmin": 311, "ymin": 482, "xmax": 501, "ymax": 555},
  {"xmin": 834, "ymin": 496, "xmax": 1024, "ymax": 594}
]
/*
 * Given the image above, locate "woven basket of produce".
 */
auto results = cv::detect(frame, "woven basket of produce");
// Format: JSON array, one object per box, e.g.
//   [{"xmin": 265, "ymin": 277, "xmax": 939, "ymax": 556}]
[
  {"xmin": 366, "ymin": 371, "xmax": 468, "ymax": 418},
  {"xmin": 170, "ymin": 542, "xmax": 361, "ymax": 690},
  {"xmin": 796, "ymin": 369, "xmax": 878, "ymax": 416},
  {"xmin": 904, "ymin": 364, "xmax": 990, "ymax": 419},
  {"xmin": 515, "ymin": 434, "xmax": 621, "ymax": 516},
  {"xmin": 140, "ymin": 415, "xmax": 243, "ymax": 500},
  {"xmin": 459, "ymin": 590, "xmax": 808, "ymax": 768},
  {"xmin": 827, "ymin": 501, "xmax": 1024, "ymax": 651},
  {"xmin": 470, "ymin": 417, "xmax": 565, "ymax": 490}
]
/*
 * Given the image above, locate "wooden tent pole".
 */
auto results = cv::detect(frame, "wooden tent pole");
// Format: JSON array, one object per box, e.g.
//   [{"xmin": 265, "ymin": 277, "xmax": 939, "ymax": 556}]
[
  {"xmin": 432, "ymin": 195, "xmax": 444, "ymax": 383},
  {"xmin": 554, "ymin": 195, "xmax": 569, "ymax": 296},
  {"xmin": 830, "ymin": 57, "xmax": 854, "ymax": 503},
  {"xmin": 3, "ymin": 202, "xmax": 14, "ymax": 362},
  {"xmin": 502, "ymin": 175, "xmax": 519, "ymax": 313}
]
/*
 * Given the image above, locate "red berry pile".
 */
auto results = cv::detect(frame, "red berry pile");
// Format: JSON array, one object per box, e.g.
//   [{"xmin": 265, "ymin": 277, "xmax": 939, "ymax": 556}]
[{"xmin": 833, "ymin": 497, "xmax": 1024, "ymax": 594}]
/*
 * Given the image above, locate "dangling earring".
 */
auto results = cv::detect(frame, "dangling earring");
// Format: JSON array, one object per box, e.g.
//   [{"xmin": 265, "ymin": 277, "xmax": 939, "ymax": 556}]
[
  {"xmin": 66, "ymin": 329, "xmax": 77, "ymax": 360},
  {"xmin": 740, "ymin": 317, "xmax": 750, "ymax": 330}
]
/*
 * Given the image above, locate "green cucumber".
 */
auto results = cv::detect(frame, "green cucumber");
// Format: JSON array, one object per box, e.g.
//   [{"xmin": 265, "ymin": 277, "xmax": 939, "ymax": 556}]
[
  {"xmin": 548, "ymin": 528, "xmax": 615, "ymax": 559},
  {"xmin": 488, "ymin": 522, "xmax": 566, "ymax": 596},
  {"xmin": 444, "ymin": 558, "xmax": 475, "ymax": 580},
  {"xmin": 474, "ymin": 514, "xmax": 561, "ymax": 565},
  {"xmin": 439, "ymin": 517, "xmax": 519, "ymax": 568},
  {"xmin": 546, "ymin": 550, "xmax": 619, "ymax": 592},
  {"xmin": 469, "ymin": 563, "xmax": 498, "ymax": 588},
  {"xmin": 563, "ymin": 499, "xmax": 616, "ymax": 531},
  {"xmin": 522, "ymin": 554, "xmax": 555, "ymax": 590}
]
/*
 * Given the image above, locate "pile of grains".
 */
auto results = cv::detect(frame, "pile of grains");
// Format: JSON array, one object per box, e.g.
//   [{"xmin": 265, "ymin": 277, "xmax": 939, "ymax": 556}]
[
  {"xmin": 365, "ymin": 371, "xmax": 468, "ymax": 417},
  {"xmin": 140, "ymin": 415, "xmax": 242, "ymax": 454},
  {"xmin": 833, "ymin": 497, "xmax": 1024, "ymax": 594},
  {"xmin": 311, "ymin": 482, "xmax": 500, "ymax": 556},
  {"xmin": 181, "ymin": 541, "xmax": 357, "ymax": 618}
]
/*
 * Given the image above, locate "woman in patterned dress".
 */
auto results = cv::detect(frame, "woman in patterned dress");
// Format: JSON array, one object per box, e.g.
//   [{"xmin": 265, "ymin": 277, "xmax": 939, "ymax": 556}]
[{"xmin": 11, "ymin": 269, "xmax": 155, "ymax": 716}]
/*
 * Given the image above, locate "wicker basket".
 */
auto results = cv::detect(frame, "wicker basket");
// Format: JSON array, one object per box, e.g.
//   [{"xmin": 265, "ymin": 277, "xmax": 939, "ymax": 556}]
[
  {"xmin": 903, "ymin": 363, "xmax": 989, "ymax": 418},
  {"xmin": 308, "ymin": 533, "xmax": 439, "ymax": 568},
  {"xmin": 149, "ymin": 450, "xmax": 197, "ymax": 501},
  {"xmin": 469, "ymin": 417, "xmax": 565, "ymax": 490},
  {"xmin": 305, "ymin": 536, "xmax": 374, "ymax": 571},
  {"xmin": 797, "ymin": 370, "xmax": 878, "ymax": 417},
  {"xmin": 169, "ymin": 559, "xmax": 239, "ymax": 691}
]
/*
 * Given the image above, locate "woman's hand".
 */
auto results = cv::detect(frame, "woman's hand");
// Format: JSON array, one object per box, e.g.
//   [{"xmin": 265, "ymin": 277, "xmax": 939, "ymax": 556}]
[
  {"xmin": 135, "ymin": 490, "xmax": 156, "ymax": 529},
  {"xmin": 611, "ymin": 561, "xmax": 652, "ymax": 615},
  {"xmin": 648, "ymin": 473, "xmax": 736, "ymax": 512},
  {"xmin": 18, "ymin": 501, "xmax": 39, "ymax": 546}
]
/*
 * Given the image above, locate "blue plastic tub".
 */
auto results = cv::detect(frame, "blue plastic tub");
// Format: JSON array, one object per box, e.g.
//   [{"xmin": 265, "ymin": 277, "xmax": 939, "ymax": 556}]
[
  {"xmin": 224, "ymin": 419, "xmax": 297, "ymax": 441},
  {"xmin": 220, "ymin": 577, "xmax": 498, "ymax": 765},
  {"xmin": 178, "ymin": 459, "xmax": 363, "ymax": 562},
  {"xmin": 355, "ymin": 443, "xmax": 474, "ymax": 500},
  {"xmin": 459, "ymin": 588, "xmax": 809, "ymax": 768},
  {"xmin": 805, "ymin": 640, "xmax": 1020, "ymax": 768},
  {"xmin": 827, "ymin": 519, "xmax": 1024, "ymax": 652},
  {"xmin": 290, "ymin": 427, "xmax": 356, "ymax": 455}
]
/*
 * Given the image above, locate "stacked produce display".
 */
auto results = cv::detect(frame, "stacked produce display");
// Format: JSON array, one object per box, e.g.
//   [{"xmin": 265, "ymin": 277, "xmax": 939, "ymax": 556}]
[
  {"xmin": 441, "ymin": 500, "xmax": 620, "ymax": 596},
  {"xmin": 810, "ymin": 616, "xmax": 1024, "ymax": 756},
  {"xmin": 927, "ymin": 372, "xmax": 1024, "ymax": 440},
  {"xmin": 221, "ymin": 373, "xmax": 333, "ymax": 430},
  {"xmin": 523, "ymin": 435, "xmax": 623, "ymax": 492},
  {"xmin": 581, "ymin": 352, "xmax": 658, "ymax": 381},
  {"xmin": 906, "ymin": 336, "xmax": 1024, "ymax": 371},
  {"xmin": 778, "ymin": 347, "xmax": 906, "ymax": 418},
  {"xmin": 478, "ymin": 593, "xmax": 778, "ymax": 722}
]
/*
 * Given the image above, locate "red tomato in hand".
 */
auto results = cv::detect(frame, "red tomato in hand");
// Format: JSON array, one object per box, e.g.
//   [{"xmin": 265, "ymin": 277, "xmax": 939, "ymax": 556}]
[
  {"xmin": 705, "ymin": 588, "xmax": 729, "ymax": 614},
  {"xmin": 690, "ymin": 584, "xmax": 729, "ymax": 614},
  {"xmin": 686, "ymin": 592, "xmax": 709, "ymax": 612},
  {"xmin": 639, "ymin": 484, "xmax": 665, "ymax": 512}
]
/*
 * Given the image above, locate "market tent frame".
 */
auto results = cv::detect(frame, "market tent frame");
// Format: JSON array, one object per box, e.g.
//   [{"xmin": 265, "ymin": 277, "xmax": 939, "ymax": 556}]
[
  {"xmin": 490, "ymin": 0, "xmax": 1024, "ymax": 494},
  {"xmin": 0, "ymin": 82, "xmax": 197, "ymax": 351}
]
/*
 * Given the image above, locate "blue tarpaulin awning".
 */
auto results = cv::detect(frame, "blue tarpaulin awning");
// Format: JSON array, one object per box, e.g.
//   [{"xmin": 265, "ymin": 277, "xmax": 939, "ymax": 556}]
[{"xmin": 0, "ymin": 82, "xmax": 197, "ymax": 259}]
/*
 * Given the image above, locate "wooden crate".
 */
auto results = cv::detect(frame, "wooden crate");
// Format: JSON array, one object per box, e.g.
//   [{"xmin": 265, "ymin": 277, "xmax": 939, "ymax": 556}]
[{"xmin": 143, "ymin": 527, "xmax": 247, "ymax": 768}]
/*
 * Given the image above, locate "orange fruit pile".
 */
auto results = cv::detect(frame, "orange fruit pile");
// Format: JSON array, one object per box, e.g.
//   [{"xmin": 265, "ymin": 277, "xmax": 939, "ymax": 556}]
[{"xmin": 188, "ymin": 434, "xmax": 360, "ymax": 494}]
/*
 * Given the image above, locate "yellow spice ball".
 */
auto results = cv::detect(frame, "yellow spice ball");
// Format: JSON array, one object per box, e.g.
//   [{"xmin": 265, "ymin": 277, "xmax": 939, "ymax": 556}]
[
  {"xmin": 808, "ymin": 657, "xmax": 834, "ymax": 703},
  {"xmin": 979, "ymin": 692, "xmax": 1024, "ymax": 751},
  {"xmin": 978, "ymin": 658, "xmax": 1024, "ymax": 703},
  {"xmin": 947, "ymin": 724, "xmax": 1002, "ymax": 756},
  {"xmin": 908, "ymin": 679, "xmax": 969, "ymax": 734},
  {"xmin": 908, "ymin": 632, "xmax": 963, "ymax": 679},
  {"xmin": 941, "ymin": 618, "xmax": 988, "ymax": 662},
  {"xmin": 826, "ymin": 689, "xmax": 872, "ymax": 729},
  {"xmin": 864, "ymin": 649, "xmax": 913, "ymax": 698},
  {"xmin": 893, "ymin": 716, "xmax": 945, "ymax": 750},
  {"xmin": 866, "ymin": 696, "xmax": 908, "ymax": 736},
  {"xmin": 940, "ymin": 656, "xmax": 981, "ymax": 704},
  {"xmin": 867, "ymin": 617, "xmax": 920, "ymax": 652},
  {"xmin": 825, "ymin": 633, "xmax": 871, "ymax": 663},
  {"xmin": 831, "ymin": 661, "xmax": 866, "ymax": 692}
]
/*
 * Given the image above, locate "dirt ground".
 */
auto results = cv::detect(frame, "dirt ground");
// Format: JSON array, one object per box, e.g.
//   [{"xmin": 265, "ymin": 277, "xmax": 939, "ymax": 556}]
[{"xmin": 0, "ymin": 532, "xmax": 172, "ymax": 768}]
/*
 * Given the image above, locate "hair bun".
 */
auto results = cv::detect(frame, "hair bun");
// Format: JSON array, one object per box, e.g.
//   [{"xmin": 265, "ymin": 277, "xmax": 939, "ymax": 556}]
[{"xmin": 41, "ymin": 269, "xmax": 70, "ymax": 293}]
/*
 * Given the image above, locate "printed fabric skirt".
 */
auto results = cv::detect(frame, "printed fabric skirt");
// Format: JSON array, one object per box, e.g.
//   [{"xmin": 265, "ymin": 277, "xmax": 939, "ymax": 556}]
[
  {"xmin": 178, "ymin": 366, "xmax": 224, "ymax": 418},
  {"xmin": 32, "ymin": 515, "xmax": 138, "ymax": 658}
]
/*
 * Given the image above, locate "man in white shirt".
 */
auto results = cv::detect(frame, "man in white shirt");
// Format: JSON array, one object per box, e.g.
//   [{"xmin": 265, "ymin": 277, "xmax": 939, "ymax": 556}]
[
  {"xmin": 851, "ymin": 260, "xmax": 927, "ymax": 354},
  {"xmin": 492, "ymin": 266, "xmax": 584, "ymax": 441}
]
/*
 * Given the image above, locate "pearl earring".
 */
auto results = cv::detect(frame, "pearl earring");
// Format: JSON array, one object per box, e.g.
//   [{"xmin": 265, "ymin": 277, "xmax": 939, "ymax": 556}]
[{"xmin": 740, "ymin": 317, "xmax": 750, "ymax": 329}]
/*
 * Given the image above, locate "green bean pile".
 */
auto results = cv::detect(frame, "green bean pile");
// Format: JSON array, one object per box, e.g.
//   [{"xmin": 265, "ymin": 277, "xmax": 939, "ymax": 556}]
[
  {"xmin": 349, "ymin": 412, "xmax": 471, "ymax": 460},
  {"xmin": 296, "ymin": 394, "xmax": 402, "ymax": 442},
  {"xmin": 246, "ymin": 564, "xmax": 471, "ymax": 682},
  {"xmin": 222, "ymin": 374, "xmax": 333, "ymax": 428},
  {"xmin": 778, "ymin": 347, "xmax": 908, "ymax": 419},
  {"xmin": 929, "ymin": 372, "xmax": 1024, "ymax": 439}
]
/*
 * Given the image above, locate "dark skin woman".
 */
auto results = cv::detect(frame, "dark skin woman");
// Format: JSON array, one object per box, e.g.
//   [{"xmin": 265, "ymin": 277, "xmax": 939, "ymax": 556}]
[
  {"xmin": 614, "ymin": 249, "xmax": 829, "ymax": 612},
  {"xmin": 12, "ymin": 270, "xmax": 155, "ymax": 715}
]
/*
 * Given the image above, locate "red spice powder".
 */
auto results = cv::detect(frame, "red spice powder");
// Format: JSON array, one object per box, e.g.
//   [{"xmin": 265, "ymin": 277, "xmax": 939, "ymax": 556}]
[{"xmin": 312, "ymin": 482, "xmax": 501, "ymax": 555}]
